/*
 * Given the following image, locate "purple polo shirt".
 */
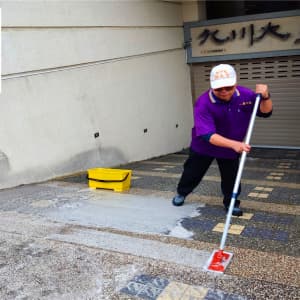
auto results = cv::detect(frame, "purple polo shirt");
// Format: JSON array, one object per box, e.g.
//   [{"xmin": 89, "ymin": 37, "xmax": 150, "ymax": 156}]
[{"xmin": 190, "ymin": 86, "xmax": 257, "ymax": 159}]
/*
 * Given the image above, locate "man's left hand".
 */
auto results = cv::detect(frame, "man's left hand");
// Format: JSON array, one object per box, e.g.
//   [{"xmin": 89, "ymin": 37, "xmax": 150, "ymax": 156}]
[{"xmin": 256, "ymin": 84, "xmax": 270, "ymax": 100}]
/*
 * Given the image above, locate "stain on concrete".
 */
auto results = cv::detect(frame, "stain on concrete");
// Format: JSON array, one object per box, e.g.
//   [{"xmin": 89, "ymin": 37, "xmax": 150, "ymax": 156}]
[
  {"xmin": 0, "ymin": 146, "xmax": 128, "ymax": 190},
  {"xmin": 59, "ymin": 146, "xmax": 128, "ymax": 173},
  {"xmin": 0, "ymin": 151, "xmax": 10, "ymax": 179}
]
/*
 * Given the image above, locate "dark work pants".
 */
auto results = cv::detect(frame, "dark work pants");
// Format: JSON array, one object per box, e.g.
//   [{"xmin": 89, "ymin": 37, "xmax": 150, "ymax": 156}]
[{"xmin": 177, "ymin": 149, "xmax": 241, "ymax": 207}]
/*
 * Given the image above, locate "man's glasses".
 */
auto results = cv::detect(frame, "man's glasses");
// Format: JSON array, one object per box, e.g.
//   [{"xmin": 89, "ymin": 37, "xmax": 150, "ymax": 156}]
[{"xmin": 214, "ymin": 86, "xmax": 235, "ymax": 92}]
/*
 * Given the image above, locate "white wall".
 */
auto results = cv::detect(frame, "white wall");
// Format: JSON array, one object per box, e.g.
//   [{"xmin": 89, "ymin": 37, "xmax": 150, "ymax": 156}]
[{"xmin": 0, "ymin": 0, "xmax": 193, "ymax": 189}]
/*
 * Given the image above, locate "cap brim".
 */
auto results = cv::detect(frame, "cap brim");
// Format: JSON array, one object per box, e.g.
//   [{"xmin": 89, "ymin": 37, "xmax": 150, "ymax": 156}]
[{"xmin": 211, "ymin": 78, "xmax": 236, "ymax": 89}]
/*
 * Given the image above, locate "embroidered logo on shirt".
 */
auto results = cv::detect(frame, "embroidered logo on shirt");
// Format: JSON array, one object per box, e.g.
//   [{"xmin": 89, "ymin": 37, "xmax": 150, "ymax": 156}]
[{"xmin": 240, "ymin": 101, "xmax": 252, "ymax": 106}]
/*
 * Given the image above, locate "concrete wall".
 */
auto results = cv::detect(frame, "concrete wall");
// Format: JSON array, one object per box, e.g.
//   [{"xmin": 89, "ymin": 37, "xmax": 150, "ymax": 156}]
[
  {"xmin": 0, "ymin": 1, "xmax": 193, "ymax": 189},
  {"xmin": 181, "ymin": 1, "xmax": 206, "ymax": 22}
]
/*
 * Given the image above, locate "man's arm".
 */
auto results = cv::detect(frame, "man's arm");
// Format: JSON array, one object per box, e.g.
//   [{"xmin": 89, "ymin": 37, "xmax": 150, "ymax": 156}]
[
  {"xmin": 259, "ymin": 98, "xmax": 272, "ymax": 113},
  {"xmin": 209, "ymin": 133, "xmax": 251, "ymax": 154}
]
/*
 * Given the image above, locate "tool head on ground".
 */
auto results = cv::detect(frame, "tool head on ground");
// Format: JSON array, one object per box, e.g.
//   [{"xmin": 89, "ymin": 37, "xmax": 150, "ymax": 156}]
[{"xmin": 204, "ymin": 249, "xmax": 233, "ymax": 274}]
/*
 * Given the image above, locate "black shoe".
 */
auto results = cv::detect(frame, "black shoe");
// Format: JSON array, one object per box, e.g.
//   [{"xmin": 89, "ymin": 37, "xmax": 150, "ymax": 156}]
[
  {"xmin": 172, "ymin": 194, "xmax": 185, "ymax": 206},
  {"xmin": 225, "ymin": 206, "xmax": 243, "ymax": 217}
]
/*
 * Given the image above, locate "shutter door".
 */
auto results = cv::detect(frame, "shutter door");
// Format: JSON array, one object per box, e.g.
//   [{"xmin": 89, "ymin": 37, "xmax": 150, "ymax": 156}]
[{"xmin": 191, "ymin": 56, "xmax": 300, "ymax": 148}]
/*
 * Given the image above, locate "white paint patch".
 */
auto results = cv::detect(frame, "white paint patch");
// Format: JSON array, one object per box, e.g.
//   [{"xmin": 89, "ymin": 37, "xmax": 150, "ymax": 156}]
[
  {"xmin": 113, "ymin": 264, "xmax": 139, "ymax": 292},
  {"xmin": 30, "ymin": 200, "xmax": 54, "ymax": 208},
  {"xmin": 43, "ymin": 189, "xmax": 200, "ymax": 235},
  {"xmin": 168, "ymin": 203, "xmax": 203, "ymax": 239},
  {"xmin": 60, "ymin": 202, "xmax": 84, "ymax": 209},
  {"xmin": 189, "ymin": 203, "xmax": 204, "ymax": 217},
  {"xmin": 168, "ymin": 224, "xmax": 194, "ymax": 239}
]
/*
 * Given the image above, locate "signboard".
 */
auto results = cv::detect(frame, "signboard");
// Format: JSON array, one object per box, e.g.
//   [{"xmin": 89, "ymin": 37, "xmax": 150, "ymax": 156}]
[{"xmin": 184, "ymin": 11, "xmax": 300, "ymax": 63}]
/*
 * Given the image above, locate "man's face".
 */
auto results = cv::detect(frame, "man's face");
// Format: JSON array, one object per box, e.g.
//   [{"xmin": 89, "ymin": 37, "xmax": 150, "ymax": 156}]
[{"xmin": 213, "ymin": 85, "xmax": 236, "ymax": 101}]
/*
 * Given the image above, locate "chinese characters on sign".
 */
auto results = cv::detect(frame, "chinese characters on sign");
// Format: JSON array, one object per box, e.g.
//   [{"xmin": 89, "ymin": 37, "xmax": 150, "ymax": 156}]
[
  {"xmin": 188, "ymin": 15, "xmax": 300, "ymax": 59},
  {"xmin": 197, "ymin": 22, "xmax": 295, "ymax": 46}
]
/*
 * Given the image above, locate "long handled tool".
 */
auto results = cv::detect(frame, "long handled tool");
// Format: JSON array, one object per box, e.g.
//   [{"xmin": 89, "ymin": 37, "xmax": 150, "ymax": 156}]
[{"xmin": 205, "ymin": 93, "xmax": 262, "ymax": 273}]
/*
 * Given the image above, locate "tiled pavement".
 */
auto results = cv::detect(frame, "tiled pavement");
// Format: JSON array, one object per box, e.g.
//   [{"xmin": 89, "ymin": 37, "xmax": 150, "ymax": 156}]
[
  {"xmin": 52, "ymin": 148, "xmax": 300, "ymax": 299},
  {"xmin": 120, "ymin": 274, "xmax": 246, "ymax": 300},
  {"xmin": 0, "ymin": 148, "xmax": 299, "ymax": 299}
]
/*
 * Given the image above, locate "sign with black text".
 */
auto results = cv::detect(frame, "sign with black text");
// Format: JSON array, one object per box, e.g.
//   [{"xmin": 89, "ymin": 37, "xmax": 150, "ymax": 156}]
[{"xmin": 184, "ymin": 13, "xmax": 300, "ymax": 62}]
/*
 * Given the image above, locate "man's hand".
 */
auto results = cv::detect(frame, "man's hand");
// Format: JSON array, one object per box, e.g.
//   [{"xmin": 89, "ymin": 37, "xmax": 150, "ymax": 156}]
[
  {"xmin": 231, "ymin": 141, "xmax": 251, "ymax": 154},
  {"xmin": 256, "ymin": 84, "xmax": 273, "ymax": 113},
  {"xmin": 256, "ymin": 84, "xmax": 269, "ymax": 100}
]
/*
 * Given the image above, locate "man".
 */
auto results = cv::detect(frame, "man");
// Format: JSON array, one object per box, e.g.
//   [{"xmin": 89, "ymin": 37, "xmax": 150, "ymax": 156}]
[{"xmin": 172, "ymin": 64, "xmax": 273, "ymax": 216}]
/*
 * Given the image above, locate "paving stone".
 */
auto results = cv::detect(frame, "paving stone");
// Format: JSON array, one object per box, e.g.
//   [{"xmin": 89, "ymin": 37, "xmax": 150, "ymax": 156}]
[
  {"xmin": 137, "ymin": 284, "xmax": 163, "ymax": 300},
  {"xmin": 157, "ymin": 281, "xmax": 188, "ymax": 299},
  {"xmin": 182, "ymin": 285, "xmax": 208, "ymax": 299},
  {"xmin": 252, "ymin": 212, "xmax": 294, "ymax": 225},
  {"xmin": 120, "ymin": 281, "xmax": 145, "ymax": 297},
  {"xmin": 242, "ymin": 185, "xmax": 299, "ymax": 205},
  {"xmin": 133, "ymin": 274, "xmax": 169, "ymax": 290},
  {"xmin": 241, "ymin": 226, "xmax": 289, "ymax": 242},
  {"xmin": 181, "ymin": 218, "xmax": 216, "ymax": 232},
  {"xmin": 212, "ymin": 223, "xmax": 244, "ymax": 235},
  {"xmin": 200, "ymin": 207, "xmax": 226, "ymax": 217},
  {"xmin": 121, "ymin": 275, "xmax": 169, "ymax": 299}
]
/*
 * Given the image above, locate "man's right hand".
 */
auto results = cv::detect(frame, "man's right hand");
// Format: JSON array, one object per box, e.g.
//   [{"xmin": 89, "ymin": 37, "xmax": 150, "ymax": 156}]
[{"xmin": 231, "ymin": 141, "xmax": 251, "ymax": 153}]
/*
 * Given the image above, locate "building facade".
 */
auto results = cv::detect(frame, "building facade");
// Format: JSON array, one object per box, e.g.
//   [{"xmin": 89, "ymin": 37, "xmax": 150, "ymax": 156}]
[{"xmin": 0, "ymin": 1, "xmax": 299, "ymax": 189}]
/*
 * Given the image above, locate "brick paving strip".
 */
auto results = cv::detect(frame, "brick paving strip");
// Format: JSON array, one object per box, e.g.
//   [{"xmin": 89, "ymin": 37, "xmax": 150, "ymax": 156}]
[
  {"xmin": 142, "ymin": 160, "xmax": 300, "ymax": 174},
  {"xmin": 133, "ymin": 170, "xmax": 300, "ymax": 189},
  {"xmin": 120, "ymin": 274, "xmax": 246, "ymax": 299}
]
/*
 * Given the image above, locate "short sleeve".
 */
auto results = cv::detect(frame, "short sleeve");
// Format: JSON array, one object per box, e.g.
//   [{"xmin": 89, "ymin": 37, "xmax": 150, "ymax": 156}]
[{"xmin": 193, "ymin": 100, "xmax": 216, "ymax": 137}]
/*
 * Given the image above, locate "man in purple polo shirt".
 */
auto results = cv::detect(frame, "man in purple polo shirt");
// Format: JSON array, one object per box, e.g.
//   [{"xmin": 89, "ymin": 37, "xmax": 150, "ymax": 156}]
[{"xmin": 172, "ymin": 64, "xmax": 273, "ymax": 216}]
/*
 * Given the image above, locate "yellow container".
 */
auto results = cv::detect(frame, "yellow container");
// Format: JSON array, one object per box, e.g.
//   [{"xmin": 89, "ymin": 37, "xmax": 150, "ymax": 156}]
[{"xmin": 87, "ymin": 168, "xmax": 132, "ymax": 192}]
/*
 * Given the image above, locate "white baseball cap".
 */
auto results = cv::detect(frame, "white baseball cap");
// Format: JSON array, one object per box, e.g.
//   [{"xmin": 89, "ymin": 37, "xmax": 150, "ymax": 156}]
[{"xmin": 210, "ymin": 64, "xmax": 237, "ymax": 89}]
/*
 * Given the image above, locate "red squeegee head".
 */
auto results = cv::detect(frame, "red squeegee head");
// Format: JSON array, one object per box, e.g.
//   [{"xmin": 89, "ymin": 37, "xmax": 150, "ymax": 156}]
[{"xmin": 206, "ymin": 249, "xmax": 233, "ymax": 273}]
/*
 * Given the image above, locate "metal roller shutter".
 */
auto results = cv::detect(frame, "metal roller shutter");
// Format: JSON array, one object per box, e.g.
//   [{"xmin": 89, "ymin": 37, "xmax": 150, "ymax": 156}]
[{"xmin": 191, "ymin": 56, "xmax": 300, "ymax": 148}]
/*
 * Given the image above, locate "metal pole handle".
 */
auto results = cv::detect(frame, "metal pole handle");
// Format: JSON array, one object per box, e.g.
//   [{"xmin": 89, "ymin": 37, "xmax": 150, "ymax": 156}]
[{"xmin": 220, "ymin": 94, "xmax": 261, "ymax": 250}]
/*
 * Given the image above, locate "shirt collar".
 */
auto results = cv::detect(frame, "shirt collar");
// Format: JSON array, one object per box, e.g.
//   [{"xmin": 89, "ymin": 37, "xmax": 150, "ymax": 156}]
[{"xmin": 209, "ymin": 88, "xmax": 240, "ymax": 104}]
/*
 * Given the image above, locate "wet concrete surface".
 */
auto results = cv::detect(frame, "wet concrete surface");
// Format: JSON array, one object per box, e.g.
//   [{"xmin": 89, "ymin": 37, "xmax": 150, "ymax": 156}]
[{"xmin": 0, "ymin": 148, "xmax": 299, "ymax": 299}]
